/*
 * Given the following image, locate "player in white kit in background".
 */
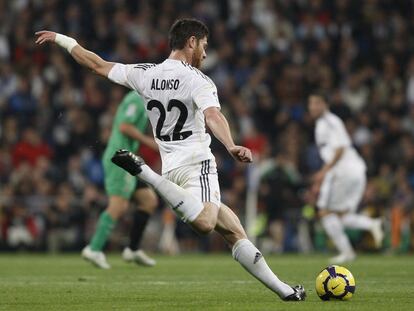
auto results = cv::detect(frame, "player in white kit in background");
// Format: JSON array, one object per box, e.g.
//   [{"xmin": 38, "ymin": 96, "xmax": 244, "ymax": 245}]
[
  {"xmin": 308, "ymin": 94, "xmax": 384, "ymax": 264},
  {"xmin": 35, "ymin": 18, "xmax": 305, "ymax": 301}
]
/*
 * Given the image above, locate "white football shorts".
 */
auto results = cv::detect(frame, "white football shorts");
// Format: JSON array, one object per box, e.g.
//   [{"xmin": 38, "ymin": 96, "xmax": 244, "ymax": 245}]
[
  {"xmin": 317, "ymin": 169, "xmax": 366, "ymax": 213},
  {"xmin": 163, "ymin": 159, "xmax": 221, "ymax": 222}
]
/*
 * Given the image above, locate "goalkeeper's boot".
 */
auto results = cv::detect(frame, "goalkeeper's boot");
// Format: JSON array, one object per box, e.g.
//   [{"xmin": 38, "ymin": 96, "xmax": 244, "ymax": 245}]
[
  {"xmin": 81, "ymin": 246, "xmax": 110, "ymax": 269},
  {"xmin": 283, "ymin": 285, "xmax": 306, "ymax": 301},
  {"xmin": 111, "ymin": 149, "xmax": 144, "ymax": 176},
  {"xmin": 122, "ymin": 247, "xmax": 156, "ymax": 267}
]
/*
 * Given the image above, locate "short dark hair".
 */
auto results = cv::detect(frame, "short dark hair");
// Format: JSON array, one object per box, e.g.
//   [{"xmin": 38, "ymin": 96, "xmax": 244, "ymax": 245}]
[
  {"xmin": 309, "ymin": 91, "xmax": 329, "ymax": 104},
  {"xmin": 168, "ymin": 18, "xmax": 209, "ymax": 50}
]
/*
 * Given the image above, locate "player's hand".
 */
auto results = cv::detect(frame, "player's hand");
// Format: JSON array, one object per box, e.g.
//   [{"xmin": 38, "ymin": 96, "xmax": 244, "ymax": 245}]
[
  {"xmin": 311, "ymin": 181, "xmax": 322, "ymax": 197},
  {"xmin": 228, "ymin": 146, "xmax": 253, "ymax": 163},
  {"xmin": 35, "ymin": 31, "xmax": 56, "ymax": 45}
]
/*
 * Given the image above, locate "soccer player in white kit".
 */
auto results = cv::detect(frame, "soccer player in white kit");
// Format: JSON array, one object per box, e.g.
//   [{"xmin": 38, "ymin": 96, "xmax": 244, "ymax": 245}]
[
  {"xmin": 308, "ymin": 94, "xmax": 384, "ymax": 264},
  {"xmin": 35, "ymin": 18, "xmax": 305, "ymax": 301}
]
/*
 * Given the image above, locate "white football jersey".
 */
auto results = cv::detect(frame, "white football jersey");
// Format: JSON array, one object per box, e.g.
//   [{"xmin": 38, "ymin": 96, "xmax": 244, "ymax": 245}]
[
  {"xmin": 108, "ymin": 59, "xmax": 220, "ymax": 174},
  {"xmin": 315, "ymin": 111, "xmax": 366, "ymax": 173}
]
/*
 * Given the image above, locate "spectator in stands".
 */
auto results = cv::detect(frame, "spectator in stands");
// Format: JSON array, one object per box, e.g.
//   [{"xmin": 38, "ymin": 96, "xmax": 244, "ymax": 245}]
[
  {"xmin": 11, "ymin": 127, "xmax": 52, "ymax": 168},
  {"xmin": 46, "ymin": 184, "xmax": 84, "ymax": 253}
]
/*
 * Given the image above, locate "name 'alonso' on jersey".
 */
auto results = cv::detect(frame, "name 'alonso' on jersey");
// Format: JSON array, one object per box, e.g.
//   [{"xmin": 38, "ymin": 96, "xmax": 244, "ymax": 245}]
[{"xmin": 108, "ymin": 59, "xmax": 220, "ymax": 174}]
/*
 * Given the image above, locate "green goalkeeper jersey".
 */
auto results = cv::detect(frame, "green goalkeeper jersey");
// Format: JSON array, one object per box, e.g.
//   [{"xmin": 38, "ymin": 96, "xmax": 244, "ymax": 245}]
[{"xmin": 103, "ymin": 91, "xmax": 148, "ymax": 163}]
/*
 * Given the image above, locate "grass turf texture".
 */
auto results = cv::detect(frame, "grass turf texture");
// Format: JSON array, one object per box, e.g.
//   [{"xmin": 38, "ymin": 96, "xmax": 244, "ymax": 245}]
[{"xmin": 0, "ymin": 254, "xmax": 413, "ymax": 311}]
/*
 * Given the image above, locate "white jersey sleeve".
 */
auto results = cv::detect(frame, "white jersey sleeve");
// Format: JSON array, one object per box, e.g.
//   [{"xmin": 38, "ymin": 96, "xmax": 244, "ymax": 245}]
[
  {"xmin": 108, "ymin": 63, "xmax": 154, "ymax": 93},
  {"xmin": 191, "ymin": 75, "xmax": 220, "ymax": 111}
]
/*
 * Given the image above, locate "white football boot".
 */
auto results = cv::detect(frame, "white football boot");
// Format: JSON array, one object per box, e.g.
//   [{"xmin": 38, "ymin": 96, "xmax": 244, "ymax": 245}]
[
  {"xmin": 81, "ymin": 246, "xmax": 111, "ymax": 269},
  {"xmin": 122, "ymin": 247, "xmax": 156, "ymax": 267},
  {"xmin": 329, "ymin": 251, "xmax": 356, "ymax": 265},
  {"xmin": 371, "ymin": 218, "xmax": 384, "ymax": 248}
]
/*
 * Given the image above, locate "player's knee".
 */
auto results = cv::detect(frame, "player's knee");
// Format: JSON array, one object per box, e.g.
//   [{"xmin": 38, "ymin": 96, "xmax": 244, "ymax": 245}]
[
  {"xmin": 107, "ymin": 196, "xmax": 129, "ymax": 219},
  {"xmin": 138, "ymin": 197, "xmax": 158, "ymax": 214},
  {"xmin": 194, "ymin": 219, "xmax": 216, "ymax": 235}
]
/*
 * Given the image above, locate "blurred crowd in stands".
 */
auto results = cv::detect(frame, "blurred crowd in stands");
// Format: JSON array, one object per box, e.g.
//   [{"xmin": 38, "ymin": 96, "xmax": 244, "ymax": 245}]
[{"xmin": 0, "ymin": 0, "xmax": 413, "ymax": 253}]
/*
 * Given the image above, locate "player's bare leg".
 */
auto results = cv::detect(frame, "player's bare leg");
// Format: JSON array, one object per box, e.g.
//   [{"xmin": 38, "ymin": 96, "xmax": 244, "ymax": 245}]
[
  {"xmin": 82, "ymin": 196, "xmax": 128, "ymax": 269},
  {"xmin": 189, "ymin": 202, "xmax": 219, "ymax": 235},
  {"xmin": 123, "ymin": 188, "xmax": 158, "ymax": 266},
  {"xmin": 111, "ymin": 150, "xmax": 305, "ymax": 300},
  {"xmin": 319, "ymin": 210, "xmax": 356, "ymax": 264},
  {"xmin": 106, "ymin": 196, "xmax": 130, "ymax": 218},
  {"xmin": 214, "ymin": 204, "xmax": 246, "ymax": 245},
  {"xmin": 214, "ymin": 203, "xmax": 306, "ymax": 301}
]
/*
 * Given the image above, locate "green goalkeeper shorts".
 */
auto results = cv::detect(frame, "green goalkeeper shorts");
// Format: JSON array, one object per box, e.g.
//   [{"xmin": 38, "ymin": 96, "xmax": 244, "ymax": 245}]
[{"xmin": 103, "ymin": 158, "xmax": 137, "ymax": 199}]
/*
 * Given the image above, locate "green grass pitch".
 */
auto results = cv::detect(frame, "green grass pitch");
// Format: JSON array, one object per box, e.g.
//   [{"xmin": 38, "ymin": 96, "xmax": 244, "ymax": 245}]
[{"xmin": 0, "ymin": 253, "xmax": 413, "ymax": 310}]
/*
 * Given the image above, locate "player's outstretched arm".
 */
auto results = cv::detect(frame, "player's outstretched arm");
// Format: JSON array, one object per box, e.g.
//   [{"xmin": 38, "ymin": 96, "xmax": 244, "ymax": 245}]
[
  {"xmin": 204, "ymin": 107, "xmax": 252, "ymax": 163},
  {"xmin": 35, "ymin": 31, "xmax": 115, "ymax": 77}
]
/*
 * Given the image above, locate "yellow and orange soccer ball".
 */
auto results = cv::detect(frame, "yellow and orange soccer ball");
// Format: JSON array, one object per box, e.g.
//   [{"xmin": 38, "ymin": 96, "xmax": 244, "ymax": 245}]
[{"xmin": 315, "ymin": 265, "xmax": 356, "ymax": 301}]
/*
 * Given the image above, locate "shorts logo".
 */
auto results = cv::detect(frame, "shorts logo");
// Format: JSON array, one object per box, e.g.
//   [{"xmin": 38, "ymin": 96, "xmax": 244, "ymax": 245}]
[{"xmin": 253, "ymin": 252, "xmax": 262, "ymax": 264}]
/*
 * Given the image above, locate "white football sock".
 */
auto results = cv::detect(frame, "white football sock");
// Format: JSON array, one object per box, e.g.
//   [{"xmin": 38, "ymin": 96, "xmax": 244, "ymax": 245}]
[
  {"xmin": 232, "ymin": 239, "xmax": 294, "ymax": 298},
  {"xmin": 321, "ymin": 214, "xmax": 354, "ymax": 255},
  {"xmin": 138, "ymin": 164, "xmax": 165, "ymax": 187},
  {"xmin": 341, "ymin": 214, "xmax": 375, "ymax": 231},
  {"xmin": 138, "ymin": 165, "xmax": 203, "ymax": 222}
]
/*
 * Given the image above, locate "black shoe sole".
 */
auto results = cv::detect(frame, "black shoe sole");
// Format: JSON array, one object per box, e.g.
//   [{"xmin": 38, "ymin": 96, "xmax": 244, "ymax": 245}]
[{"xmin": 111, "ymin": 149, "xmax": 143, "ymax": 175}]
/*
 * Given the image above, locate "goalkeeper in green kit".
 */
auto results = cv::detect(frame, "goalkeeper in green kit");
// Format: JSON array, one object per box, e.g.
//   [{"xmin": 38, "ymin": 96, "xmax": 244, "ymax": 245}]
[{"xmin": 82, "ymin": 91, "xmax": 159, "ymax": 269}]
